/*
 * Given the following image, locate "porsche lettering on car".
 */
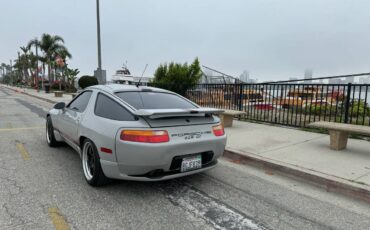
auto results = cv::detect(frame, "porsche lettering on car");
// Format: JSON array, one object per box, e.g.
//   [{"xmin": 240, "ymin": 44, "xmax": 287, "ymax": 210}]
[{"xmin": 46, "ymin": 84, "xmax": 227, "ymax": 186}]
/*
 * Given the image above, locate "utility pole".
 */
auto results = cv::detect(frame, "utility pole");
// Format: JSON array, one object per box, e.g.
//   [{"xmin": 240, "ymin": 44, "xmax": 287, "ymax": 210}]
[{"xmin": 94, "ymin": 0, "xmax": 106, "ymax": 84}]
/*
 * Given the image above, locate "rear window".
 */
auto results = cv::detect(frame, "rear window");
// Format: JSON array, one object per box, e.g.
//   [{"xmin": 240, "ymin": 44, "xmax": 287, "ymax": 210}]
[{"xmin": 115, "ymin": 92, "xmax": 197, "ymax": 109}]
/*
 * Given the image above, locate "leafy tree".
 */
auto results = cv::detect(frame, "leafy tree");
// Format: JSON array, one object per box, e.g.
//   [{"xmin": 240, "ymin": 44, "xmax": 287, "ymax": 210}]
[
  {"xmin": 27, "ymin": 34, "xmax": 72, "ymax": 88},
  {"xmin": 78, "ymin": 75, "xmax": 98, "ymax": 89},
  {"xmin": 152, "ymin": 58, "xmax": 202, "ymax": 96}
]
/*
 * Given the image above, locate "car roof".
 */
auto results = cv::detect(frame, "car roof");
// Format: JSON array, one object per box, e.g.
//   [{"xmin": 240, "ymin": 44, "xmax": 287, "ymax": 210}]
[{"xmin": 87, "ymin": 84, "xmax": 171, "ymax": 94}]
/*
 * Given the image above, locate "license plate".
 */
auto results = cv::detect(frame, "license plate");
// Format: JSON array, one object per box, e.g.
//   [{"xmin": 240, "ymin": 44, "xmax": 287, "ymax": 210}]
[{"xmin": 181, "ymin": 155, "xmax": 202, "ymax": 172}]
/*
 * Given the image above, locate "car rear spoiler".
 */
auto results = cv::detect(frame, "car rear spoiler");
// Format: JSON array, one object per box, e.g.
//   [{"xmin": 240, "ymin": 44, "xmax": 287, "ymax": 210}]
[{"xmin": 133, "ymin": 108, "xmax": 224, "ymax": 119}]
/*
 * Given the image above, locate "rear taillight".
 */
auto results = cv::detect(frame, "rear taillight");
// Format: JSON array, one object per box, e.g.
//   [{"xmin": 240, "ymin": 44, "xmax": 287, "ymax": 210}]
[
  {"xmin": 120, "ymin": 130, "xmax": 169, "ymax": 143},
  {"xmin": 212, "ymin": 125, "xmax": 225, "ymax": 136}
]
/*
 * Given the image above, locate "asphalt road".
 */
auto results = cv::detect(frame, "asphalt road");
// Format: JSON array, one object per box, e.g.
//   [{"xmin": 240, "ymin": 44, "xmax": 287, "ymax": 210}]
[{"xmin": 1, "ymin": 86, "xmax": 370, "ymax": 230}]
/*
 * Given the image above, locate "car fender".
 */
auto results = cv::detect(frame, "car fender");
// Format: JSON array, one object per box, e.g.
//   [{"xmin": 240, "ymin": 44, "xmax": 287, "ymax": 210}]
[{"xmin": 47, "ymin": 108, "xmax": 64, "ymax": 142}]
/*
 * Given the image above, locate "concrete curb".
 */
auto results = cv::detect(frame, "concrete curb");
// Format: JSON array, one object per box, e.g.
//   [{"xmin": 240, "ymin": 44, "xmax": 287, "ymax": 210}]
[
  {"xmin": 2, "ymin": 86, "xmax": 57, "ymax": 104},
  {"xmin": 21, "ymin": 91, "xmax": 56, "ymax": 104},
  {"xmin": 224, "ymin": 148, "xmax": 370, "ymax": 203}
]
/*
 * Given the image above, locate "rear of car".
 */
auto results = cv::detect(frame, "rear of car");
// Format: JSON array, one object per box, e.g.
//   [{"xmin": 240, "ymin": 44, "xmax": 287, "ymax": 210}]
[
  {"xmin": 47, "ymin": 85, "xmax": 227, "ymax": 185},
  {"xmin": 110, "ymin": 89, "xmax": 227, "ymax": 180}
]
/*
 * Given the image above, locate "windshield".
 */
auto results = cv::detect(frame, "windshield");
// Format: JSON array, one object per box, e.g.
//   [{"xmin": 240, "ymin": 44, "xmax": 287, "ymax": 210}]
[{"xmin": 115, "ymin": 91, "xmax": 197, "ymax": 109}]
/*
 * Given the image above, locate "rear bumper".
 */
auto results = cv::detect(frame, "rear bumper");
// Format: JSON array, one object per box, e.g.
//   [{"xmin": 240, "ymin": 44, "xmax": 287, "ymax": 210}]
[
  {"xmin": 100, "ymin": 159, "xmax": 218, "ymax": 181},
  {"xmin": 102, "ymin": 123, "xmax": 227, "ymax": 180},
  {"xmin": 114, "ymin": 135, "xmax": 226, "ymax": 175}
]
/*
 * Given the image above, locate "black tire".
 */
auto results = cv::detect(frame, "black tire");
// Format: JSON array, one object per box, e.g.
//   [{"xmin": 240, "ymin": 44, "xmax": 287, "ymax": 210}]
[
  {"xmin": 46, "ymin": 116, "xmax": 61, "ymax": 147},
  {"xmin": 81, "ymin": 139, "xmax": 110, "ymax": 187}
]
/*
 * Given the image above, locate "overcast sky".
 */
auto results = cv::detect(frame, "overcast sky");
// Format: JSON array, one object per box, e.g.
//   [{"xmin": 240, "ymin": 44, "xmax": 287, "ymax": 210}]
[{"xmin": 1, "ymin": 0, "xmax": 370, "ymax": 81}]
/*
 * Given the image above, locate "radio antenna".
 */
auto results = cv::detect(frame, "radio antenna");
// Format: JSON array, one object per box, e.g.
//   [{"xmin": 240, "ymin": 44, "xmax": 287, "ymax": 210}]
[{"xmin": 136, "ymin": 64, "xmax": 148, "ymax": 87}]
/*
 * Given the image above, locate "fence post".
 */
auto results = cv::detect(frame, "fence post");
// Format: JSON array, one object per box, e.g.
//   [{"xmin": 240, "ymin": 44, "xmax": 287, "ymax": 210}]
[
  {"xmin": 344, "ymin": 83, "xmax": 352, "ymax": 123},
  {"xmin": 238, "ymin": 84, "xmax": 243, "ymax": 111}
]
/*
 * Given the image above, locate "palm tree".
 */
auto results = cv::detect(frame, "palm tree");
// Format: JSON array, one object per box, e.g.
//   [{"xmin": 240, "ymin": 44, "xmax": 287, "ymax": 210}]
[
  {"xmin": 28, "ymin": 38, "xmax": 41, "ymax": 86},
  {"xmin": 38, "ymin": 56, "xmax": 47, "ymax": 88},
  {"xmin": 1, "ymin": 63, "xmax": 8, "ymax": 77},
  {"xmin": 38, "ymin": 34, "xmax": 71, "ymax": 83},
  {"xmin": 1, "ymin": 63, "xmax": 13, "ymax": 85},
  {"xmin": 0, "ymin": 63, "xmax": 7, "ymax": 82},
  {"xmin": 13, "ymin": 58, "xmax": 22, "ymax": 83},
  {"xmin": 18, "ymin": 46, "xmax": 31, "ymax": 83},
  {"xmin": 12, "ymin": 46, "xmax": 39, "ymax": 86},
  {"xmin": 27, "ymin": 34, "xmax": 71, "ymax": 88},
  {"xmin": 18, "ymin": 46, "xmax": 29, "ymax": 81},
  {"xmin": 27, "ymin": 53, "xmax": 37, "ymax": 85}
]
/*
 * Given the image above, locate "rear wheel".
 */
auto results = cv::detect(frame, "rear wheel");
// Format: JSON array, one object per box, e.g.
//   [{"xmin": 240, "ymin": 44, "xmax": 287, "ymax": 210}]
[
  {"xmin": 82, "ymin": 139, "xmax": 110, "ymax": 186},
  {"xmin": 46, "ymin": 116, "xmax": 61, "ymax": 147}
]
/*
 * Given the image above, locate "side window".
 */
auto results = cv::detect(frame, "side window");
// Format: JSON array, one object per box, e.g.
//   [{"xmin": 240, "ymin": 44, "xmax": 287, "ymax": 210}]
[
  {"xmin": 67, "ymin": 91, "xmax": 92, "ymax": 112},
  {"xmin": 95, "ymin": 93, "xmax": 135, "ymax": 121}
]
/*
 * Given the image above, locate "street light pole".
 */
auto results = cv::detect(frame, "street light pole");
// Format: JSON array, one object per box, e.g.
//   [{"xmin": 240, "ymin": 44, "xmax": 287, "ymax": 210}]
[
  {"xmin": 96, "ymin": 0, "xmax": 102, "ymax": 70},
  {"xmin": 94, "ymin": 0, "xmax": 106, "ymax": 84}
]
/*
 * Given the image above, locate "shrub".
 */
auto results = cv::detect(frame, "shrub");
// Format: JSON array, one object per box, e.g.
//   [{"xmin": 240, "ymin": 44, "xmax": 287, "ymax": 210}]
[
  {"xmin": 78, "ymin": 75, "xmax": 98, "ymax": 89},
  {"xmin": 51, "ymin": 81, "xmax": 66, "ymax": 91},
  {"xmin": 303, "ymin": 104, "xmax": 321, "ymax": 115},
  {"xmin": 350, "ymin": 100, "xmax": 370, "ymax": 117},
  {"xmin": 151, "ymin": 58, "xmax": 202, "ymax": 96},
  {"xmin": 302, "ymin": 103, "xmax": 336, "ymax": 116}
]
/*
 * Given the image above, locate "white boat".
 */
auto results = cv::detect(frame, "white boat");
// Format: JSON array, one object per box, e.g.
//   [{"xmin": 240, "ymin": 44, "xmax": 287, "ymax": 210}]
[{"xmin": 111, "ymin": 64, "xmax": 151, "ymax": 85}]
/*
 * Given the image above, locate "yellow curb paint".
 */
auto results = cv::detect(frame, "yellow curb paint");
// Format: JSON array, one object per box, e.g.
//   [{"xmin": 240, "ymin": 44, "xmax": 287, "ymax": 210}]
[
  {"xmin": 0, "ymin": 126, "xmax": 44, "ymax": 132},
  {"xmin": 15, "ymin": 143, "xmax": 30, "ymax": 160},
  {"xmin": 48, "ymin": 207, "xmax": 70, "ymax": 230}
]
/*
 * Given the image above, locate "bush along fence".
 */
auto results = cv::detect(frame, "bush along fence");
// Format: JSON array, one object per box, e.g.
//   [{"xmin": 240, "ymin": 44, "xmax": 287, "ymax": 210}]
[{"xmin": 186, "ymin": 83, "xmax": 370, "ymax": 127}]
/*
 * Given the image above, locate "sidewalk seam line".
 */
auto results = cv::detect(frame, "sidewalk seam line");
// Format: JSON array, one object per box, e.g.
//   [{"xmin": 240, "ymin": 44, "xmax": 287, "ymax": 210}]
[
  {"xmin": 353, "ymin": 171, "xmax": 370, "ymax": 181},
  {"xmin": 256, "ymin": 136, "xmax": 327, "ymax": 155}
]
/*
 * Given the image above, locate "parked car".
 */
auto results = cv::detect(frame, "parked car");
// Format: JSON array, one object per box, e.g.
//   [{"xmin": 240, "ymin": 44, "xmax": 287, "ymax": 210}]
[{"xmin": 46, "ymin": 84, "xmax": 227, "ymax": 186}]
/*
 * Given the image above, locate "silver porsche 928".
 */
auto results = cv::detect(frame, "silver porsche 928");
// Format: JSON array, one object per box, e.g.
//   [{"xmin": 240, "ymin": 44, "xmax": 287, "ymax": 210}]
[{"xmin": 46, "ymin": 84, "xmax": 227, "ymax": 186}]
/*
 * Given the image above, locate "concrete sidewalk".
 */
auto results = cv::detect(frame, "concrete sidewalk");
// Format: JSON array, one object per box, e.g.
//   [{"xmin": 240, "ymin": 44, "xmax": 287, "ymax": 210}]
[
  {"xmin": 1, "ymin": 85, "xmax": 73, "ymax": 104},
  {"xmin": 225, "ymin": 120, "xmax": 370, "ymax": 199}
]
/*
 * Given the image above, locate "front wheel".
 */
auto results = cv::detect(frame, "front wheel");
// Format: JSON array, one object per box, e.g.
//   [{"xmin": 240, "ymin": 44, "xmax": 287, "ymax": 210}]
[
  {"xmin": 82, "ymin": 139, "xmax": 110, "ymax": 186},
  {"xmin": 46, "ymin": 116, "xmax": 61, "ymax": 147}
]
